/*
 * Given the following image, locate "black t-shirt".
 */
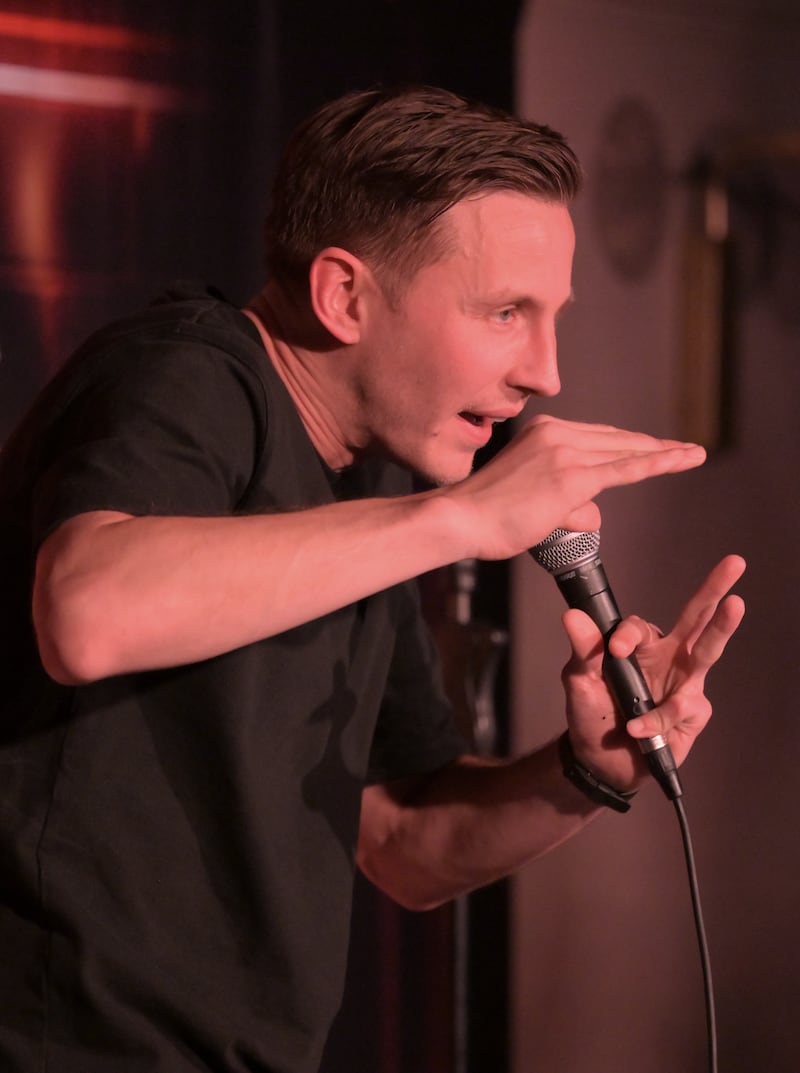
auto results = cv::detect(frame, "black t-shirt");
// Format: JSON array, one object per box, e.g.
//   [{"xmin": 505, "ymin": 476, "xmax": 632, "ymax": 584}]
[{"xmin": 0, "ymin": 283, "xmax": 465, "ymax": 1073}]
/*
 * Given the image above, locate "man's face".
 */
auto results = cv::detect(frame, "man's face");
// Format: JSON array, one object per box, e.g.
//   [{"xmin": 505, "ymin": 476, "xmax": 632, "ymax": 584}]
[{"xmin": 353, "ymin": 191, "xmax": 575, "ymax": 485}]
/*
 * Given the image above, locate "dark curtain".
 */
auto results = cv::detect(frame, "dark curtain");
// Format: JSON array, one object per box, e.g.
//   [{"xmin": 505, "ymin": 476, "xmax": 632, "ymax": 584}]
[{"xmin": 0, "ymin": 3, "xmax": 521, "ymax": 1070}]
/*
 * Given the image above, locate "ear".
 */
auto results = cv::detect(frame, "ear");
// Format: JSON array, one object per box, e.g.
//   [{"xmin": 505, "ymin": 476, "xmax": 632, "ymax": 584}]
[{"xmin": 308, "ymin": 247, "xmax": 374, "ymax": 345}]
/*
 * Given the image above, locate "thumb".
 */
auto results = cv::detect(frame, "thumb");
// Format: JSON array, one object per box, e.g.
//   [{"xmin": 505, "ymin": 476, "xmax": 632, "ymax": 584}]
[{"xmin": 562, "ymin": 607, "xmax": 605, "ymax": 668}]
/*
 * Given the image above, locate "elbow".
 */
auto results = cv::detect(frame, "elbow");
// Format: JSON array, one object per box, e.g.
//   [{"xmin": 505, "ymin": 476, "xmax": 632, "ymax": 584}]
[
  {"xmin": 394, "ymin": 888, "xmax": 453, "ymax": 914},
  {"xmin": 33, "ymin": 575, "xmax": 114, "ymax": 686},
  {"xmin": 356, "ymin": 779, "xmax": 463, "ymax": 911},
  {"xmin": 32, "ymin": 512, "xmax": 137, "ymax": 685},
  {"xmin": 35, "ymin": 633, "xmax": 101, "ymax": 687},
  {"xmin": 368, "ymin": 876, "xmax": 454, "ymax": 914},
  {"xmin": 356, "ymin": 846, "xmax": 455, "ymax": 913}
]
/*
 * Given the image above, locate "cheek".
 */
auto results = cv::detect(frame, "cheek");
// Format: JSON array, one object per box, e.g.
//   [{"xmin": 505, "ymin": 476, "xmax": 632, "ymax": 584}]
[
  {"xmin": 388, "ymin": 331, "xmax": 454, "ymax": 398},
  {"xmin": 437, "ymin": 331, "xmax": 507, "ymax": 395},
  {"xmin": 373, "ymin": 312, "xmax": 490, "ymax": 415}
]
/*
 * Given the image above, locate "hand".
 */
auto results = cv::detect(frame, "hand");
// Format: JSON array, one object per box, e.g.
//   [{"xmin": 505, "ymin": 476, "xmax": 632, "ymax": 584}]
[
  {"xmin": 560, "ymin": 555, "xmax": 746, "ymax": 791},
  {"xmin": 443, "ymin": 415, "xmax": 707, "ymax": 561}
]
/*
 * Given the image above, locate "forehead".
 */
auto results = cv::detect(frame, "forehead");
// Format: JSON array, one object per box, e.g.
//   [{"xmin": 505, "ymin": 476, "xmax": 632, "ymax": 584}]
[
  {"xmin": 444, "ymin": 190, "xmax": 574, "ymax": 259},
  {"xmin": 391, "ymin": 191, "xmax": 575, "ymax": 314}
]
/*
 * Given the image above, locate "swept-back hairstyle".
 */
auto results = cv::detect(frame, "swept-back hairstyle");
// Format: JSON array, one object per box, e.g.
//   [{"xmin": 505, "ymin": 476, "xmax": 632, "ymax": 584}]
[{"xmin": 264, "ymin": 85, "xmax": 582, "ymax": 300}]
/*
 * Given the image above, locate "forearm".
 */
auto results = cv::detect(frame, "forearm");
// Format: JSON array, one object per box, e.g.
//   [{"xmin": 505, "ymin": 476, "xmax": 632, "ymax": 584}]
[
  {"xmin": 358, "ymin": 552, "xmax": 748, "ymax": 913},
  {"xmin": 33, "ymin": 492, "xmax": 471, "ymax": 684},
  {"xmin": 357, "ymin": 740, "xmax": 603, "ymax": 911}
]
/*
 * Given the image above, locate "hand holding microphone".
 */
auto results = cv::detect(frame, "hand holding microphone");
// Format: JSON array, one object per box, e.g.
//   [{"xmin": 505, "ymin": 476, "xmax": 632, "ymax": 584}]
[{"xmin": 529, "ymin": 527, "xmax": 683, "ymax": 801}]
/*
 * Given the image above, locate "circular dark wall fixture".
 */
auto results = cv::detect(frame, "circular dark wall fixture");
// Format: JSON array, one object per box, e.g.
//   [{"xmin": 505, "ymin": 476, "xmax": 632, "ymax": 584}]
[{"xmin": 591, "ymin": 97, "xmax": 668, "ymax": 281}]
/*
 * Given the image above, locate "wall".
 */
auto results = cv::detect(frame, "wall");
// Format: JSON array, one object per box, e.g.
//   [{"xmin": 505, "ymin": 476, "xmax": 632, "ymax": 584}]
[{"xmin": 511, "ymin": 2, "xmax": 800, "ymax": 1071}]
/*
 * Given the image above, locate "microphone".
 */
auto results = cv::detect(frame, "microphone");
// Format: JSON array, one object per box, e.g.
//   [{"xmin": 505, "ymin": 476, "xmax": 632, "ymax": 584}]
[{"xmin": 529, "ymin": 528, "xmax": 682, "ymax": 801}]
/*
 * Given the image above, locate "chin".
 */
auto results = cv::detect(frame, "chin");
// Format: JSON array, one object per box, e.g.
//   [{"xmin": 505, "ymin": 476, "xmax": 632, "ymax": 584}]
[
  {"xmin": 413, "ymin": 453, "xmax": 476, "ymax": 488},
  {"xmin": 383, "ymin": 431, "xmax": 477, "ymax": 487}
]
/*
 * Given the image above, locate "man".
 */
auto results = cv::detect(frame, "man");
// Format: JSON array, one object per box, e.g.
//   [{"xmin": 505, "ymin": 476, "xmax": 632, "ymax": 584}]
[{"xmin": 0, "ymin": 86, "xmax": 744, "ymax": 1072}]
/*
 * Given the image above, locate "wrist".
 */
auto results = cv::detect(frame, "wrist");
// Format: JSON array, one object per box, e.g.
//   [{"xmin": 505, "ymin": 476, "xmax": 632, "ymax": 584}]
[
  {"xmin": 557, "ymin": 731, "xmax": 637, "ymax": 814},
  {"xmin": 421, "ymin": 486, "xmax": 482, "ymax": 562}
]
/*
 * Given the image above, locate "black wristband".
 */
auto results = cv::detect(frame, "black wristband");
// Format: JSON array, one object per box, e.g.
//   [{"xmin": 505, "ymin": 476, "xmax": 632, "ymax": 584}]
[{"xmin": 557, "ymin": 731, "xmax": 637, "ymax": 814}]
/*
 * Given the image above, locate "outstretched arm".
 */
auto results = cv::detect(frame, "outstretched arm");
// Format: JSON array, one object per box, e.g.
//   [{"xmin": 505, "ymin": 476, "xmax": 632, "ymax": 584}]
[
  {"xmin": 356, "ymin": 555, "xmax": 745, "ymax": 910},
  {"xmin": 34, "ymin": 416, "xmax": 705, "ymax": 684}
]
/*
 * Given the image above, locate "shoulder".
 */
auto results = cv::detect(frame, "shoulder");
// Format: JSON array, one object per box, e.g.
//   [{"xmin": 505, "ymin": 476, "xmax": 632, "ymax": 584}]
[
  {"xmin": 79, "ymin": 282, "xmax": 266, "ymax": 374},
  {"xmin": 27, "ymin": 283, "xmax": 275, "ymax": 437}
]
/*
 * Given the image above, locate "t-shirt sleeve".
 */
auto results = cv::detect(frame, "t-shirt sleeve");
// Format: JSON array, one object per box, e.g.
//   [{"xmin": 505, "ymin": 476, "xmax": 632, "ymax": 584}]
[
  {"xmin": 366, "ymin": 578, "xmax": 468, "ymax": 784},
  {"xmin": 30, "ymin": 334, "xmax": 266, "ymax": 546}
]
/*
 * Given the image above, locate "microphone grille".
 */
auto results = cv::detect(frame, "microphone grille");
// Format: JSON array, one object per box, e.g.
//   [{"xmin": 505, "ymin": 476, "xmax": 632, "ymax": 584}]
[{"xmin": 529, "ymin": 528, "xmax": 601, "ymax": 575}]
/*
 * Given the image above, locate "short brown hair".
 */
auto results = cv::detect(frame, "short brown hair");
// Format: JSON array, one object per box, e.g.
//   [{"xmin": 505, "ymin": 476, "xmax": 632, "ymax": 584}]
[{"xmin": 264, "ymin": 85, "xmax": 582, "ymax": 300}]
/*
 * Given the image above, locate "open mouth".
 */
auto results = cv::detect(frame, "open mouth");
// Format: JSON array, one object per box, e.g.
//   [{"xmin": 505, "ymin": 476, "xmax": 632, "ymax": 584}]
[{"xmin": 459, "ymin": 412, "xmax": 512, "ymax": 428}]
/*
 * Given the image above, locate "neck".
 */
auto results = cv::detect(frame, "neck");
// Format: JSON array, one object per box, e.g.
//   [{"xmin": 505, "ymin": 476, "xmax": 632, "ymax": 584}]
[{"xmin": 243, "ymin": 286, "xmax": 358, "ymax": 471}]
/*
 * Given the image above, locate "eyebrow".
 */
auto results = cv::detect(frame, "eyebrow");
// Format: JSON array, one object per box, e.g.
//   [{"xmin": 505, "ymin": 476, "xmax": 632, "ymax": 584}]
[
  {"xmin": 475, "ymin": 288, "xmax": 576, "ymax": 315},
  {"xmin": 556, "ymin": 290, "xmax": 576, "ymax": 318}
]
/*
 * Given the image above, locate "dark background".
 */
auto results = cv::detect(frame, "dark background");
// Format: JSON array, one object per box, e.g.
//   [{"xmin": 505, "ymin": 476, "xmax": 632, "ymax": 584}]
[{"xmin": 0, "ymin": 4, "xmax": 521, "ymax": 1070}]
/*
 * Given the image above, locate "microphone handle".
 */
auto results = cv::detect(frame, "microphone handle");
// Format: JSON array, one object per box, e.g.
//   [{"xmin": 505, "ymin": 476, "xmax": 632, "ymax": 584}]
[{"xmin": 555, "ymin": 560, "xmax": 683, "ymax": 801}]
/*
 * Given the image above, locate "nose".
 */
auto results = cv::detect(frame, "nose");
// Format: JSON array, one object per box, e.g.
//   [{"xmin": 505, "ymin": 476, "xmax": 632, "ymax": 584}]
[{"xmin": 510, "ymin": 323, "xmax": 561, "ymax": 398}]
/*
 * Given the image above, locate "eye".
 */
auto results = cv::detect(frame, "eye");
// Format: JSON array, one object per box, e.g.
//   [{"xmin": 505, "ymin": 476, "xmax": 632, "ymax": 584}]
[{"xmin": 495, "ymin": 306, "xmax": 516, "ymax": 323}]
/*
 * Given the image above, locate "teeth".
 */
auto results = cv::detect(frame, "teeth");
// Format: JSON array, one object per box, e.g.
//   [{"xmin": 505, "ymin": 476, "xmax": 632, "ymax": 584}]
[{"xmin": 460, "ymin": 412, "xmax": 483, "ymax": 426}]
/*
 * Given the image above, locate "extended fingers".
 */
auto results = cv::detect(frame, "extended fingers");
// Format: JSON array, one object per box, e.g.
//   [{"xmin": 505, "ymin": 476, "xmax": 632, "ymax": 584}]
[
  {"xmin": 683, "ymin": 592, "xmax": 746, "ymax": 675},
  {"xmin": 670, "ymin": 555, "xmax": 747, "ymax": 651},
  {"xmin": 526, "ymin": 414, "xmax": 703, "ymax": 454},
  {"xmin": 625, "ymin": 580, "xmax": 745, "ymax": 748},
  {"xmin": 608, "ymin": 556, "xmax": 745, "ymax": 664},
  {"xmin": 522, "ymin": 416, "xmax": 707, "ymax": 493},
  {"xmin": 598, "ymin": 442, "xmax": 706, "ymax": 480}
]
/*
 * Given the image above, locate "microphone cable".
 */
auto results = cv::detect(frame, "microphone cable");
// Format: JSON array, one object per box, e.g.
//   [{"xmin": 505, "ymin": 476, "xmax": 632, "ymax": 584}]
[{"xmin": 673, "ymin": 794, "xmax": 718, "ymax": 1073}]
